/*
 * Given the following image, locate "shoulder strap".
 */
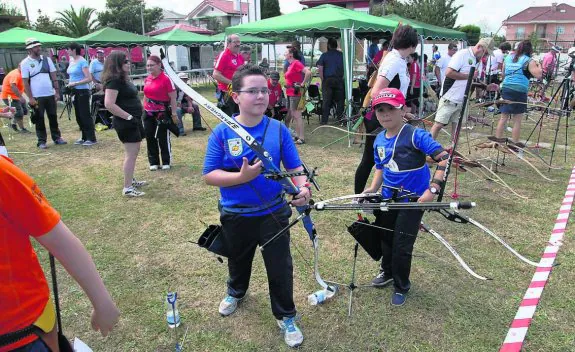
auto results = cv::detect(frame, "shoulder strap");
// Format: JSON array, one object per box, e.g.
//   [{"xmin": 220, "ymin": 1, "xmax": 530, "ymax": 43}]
[{"xmin": 29, "ymin": 56, "xmax": 51, "ymax": 80}]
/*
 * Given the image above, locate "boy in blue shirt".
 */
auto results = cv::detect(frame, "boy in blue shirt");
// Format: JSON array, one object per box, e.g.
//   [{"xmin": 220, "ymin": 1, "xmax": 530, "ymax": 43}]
[
  {"xmin": 362, "ymin": 88, "xmax": 449, "ymax": 306},
  {"xmin": 203, "ymin": 65, "xmax": 310, "ymax": 348}
]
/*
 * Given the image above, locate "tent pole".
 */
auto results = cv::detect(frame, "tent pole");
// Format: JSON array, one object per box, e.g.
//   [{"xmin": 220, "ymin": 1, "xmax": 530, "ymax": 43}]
[
  {"xmin": 419, "ymin": 35, "xmax": 424, "ymax": 119},
  {"xmin": 273, "ymin": 44, "xmax": 277, "ymax": 71}
]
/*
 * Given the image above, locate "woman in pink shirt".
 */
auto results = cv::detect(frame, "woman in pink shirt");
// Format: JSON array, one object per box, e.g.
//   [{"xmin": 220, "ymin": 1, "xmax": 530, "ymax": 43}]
[
  {"xmin": 284, "ymin": 47, "xmax": 311, "ymax": 144},
  {"xmin": 407, "ymin": 52, "xmax": 421, "ymax": 114},
  {"xmin": 143, "ymin": 55, "xmax": 178, "ymax": 170}
]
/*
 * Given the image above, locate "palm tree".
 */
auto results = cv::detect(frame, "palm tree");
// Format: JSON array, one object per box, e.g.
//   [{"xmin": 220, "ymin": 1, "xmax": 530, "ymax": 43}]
[{"xmin": 56, "ymin": 6, "xmax": 100, "ymax": 38}]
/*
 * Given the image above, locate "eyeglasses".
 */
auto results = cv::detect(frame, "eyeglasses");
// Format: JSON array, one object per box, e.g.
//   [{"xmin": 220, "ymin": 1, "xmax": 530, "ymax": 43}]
[{"xmin": 236, "ymin": 88, "xmax": 270, "ymax": 95}]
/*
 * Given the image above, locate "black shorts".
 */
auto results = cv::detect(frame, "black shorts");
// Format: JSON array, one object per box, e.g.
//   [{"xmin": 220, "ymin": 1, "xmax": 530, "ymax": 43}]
[
  {"xmin": 113, "ymin": 116, "xmax": 144, "ymax": 143},
  {"xmin": 406, "ymin": 88, "xmax": 421, "ymax": 107}
]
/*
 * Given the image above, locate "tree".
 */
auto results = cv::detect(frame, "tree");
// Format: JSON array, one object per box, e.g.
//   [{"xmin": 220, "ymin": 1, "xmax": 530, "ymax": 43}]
[
  {"xmin": 0, "ymin": 2, "xmax": 29, "ymax": 28},
  {"xmin": 261, "ymin": 0, "xmax": 281, "ymax": 19},
  {"xmin": 386, "ymin": 0, "xmax": 462, "ymax": 28},
  {"xmin": 56, "ymin": 6, "xmax": 100, "ymax": 37},
  {"xmin": 369, "ymin": 0, "xmax": 385, "ymax": 16},
  {"xmin": 98, "ymin": 0, "xmax": 163, "ymax": 34},
  {"xmin": 457, "ymin": 24, "xmax": 481, "ymax": 45},
  {"xmin": 528, "ymin": 32, "xmax": 540, "ymax": 52},
  {"xmin": 33, "ymin": 10, "xmax": 67, "ymax": 36}
]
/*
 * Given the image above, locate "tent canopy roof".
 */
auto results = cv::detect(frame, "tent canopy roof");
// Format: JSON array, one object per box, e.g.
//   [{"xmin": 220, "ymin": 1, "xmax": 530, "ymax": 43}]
[
  {"xmin": 75, "ymin": 27, "xmax": 164, "ymax": 47},
  {"xmin": 225, "ymin": 4, "xmax": 396, "ymax": 36},
  {"xmin": 381, "ymin": 14, "xmax": 466, "ymax": 41},
  {"xmin": 209, "ymin": 33, "xmax": 273, "ymax": 44},
  {"xmin": 152, "ymin": 29, "xmax": 214, "ymax": 45},
  {"xmin": 0, "ymin": 27, "xmax": 74, "ymax": 49}
]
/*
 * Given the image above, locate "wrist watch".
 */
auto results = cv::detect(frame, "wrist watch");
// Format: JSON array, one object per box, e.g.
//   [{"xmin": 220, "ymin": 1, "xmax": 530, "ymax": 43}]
[
  {"xmin": 429, "ymin": 185, "xmax": 440, "ymax": 195},
  {"xmin": 126, "ymin": 115, "xmax": 133, "ymax": 121}
]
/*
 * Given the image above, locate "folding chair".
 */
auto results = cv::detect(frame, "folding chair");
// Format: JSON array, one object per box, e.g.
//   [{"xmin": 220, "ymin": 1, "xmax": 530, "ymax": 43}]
[{"xmin": 303, "ymin": 84, "xmax": 322, "ymax": 124}]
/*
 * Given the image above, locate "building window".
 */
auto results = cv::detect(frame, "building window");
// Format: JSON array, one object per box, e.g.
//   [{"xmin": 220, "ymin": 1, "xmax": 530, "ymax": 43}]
[
  {"xmin": 175, "ymin": 20, "xmax": 179, "ymax": 24},
  {"xmin": 516, "ymin": 27, "xmax": 525, "ymax": 39},
  {"xmin": 556, "ymin": 26, "xmax": 565, "ymax": 34}
]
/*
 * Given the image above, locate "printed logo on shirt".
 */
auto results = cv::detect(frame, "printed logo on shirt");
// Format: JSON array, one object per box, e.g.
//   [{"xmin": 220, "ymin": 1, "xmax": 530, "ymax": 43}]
[
  {"xmin": 377, "ymin": 146, "xmax": 385, "ymax": 160},
  {"xmin": 228, "ymin": 138, "xmax": 243, "ymax": 156},
  {"xmin": 384, "ymin": 159, "xmax": 399, "ymax": 172},
  {"xmin": 232, "ymin": 58, "xmax": 237, "ymax": 66},
  {"xmin": 468, "ymin": 58, "xmax": 473, "ymax": 65}
]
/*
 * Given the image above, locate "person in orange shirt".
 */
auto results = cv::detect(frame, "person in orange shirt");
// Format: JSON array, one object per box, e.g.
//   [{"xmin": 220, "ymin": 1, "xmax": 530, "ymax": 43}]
[
  {"xmin": 0, "ymin": 156, "xmax": 120, "ymax": 351},
  {"xmin": 1, "ymin": 66, "xmax": 30, "ymax": 133}
]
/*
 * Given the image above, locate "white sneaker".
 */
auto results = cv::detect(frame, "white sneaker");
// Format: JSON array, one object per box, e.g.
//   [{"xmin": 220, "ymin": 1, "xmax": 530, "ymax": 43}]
[
  {"xmin": 132, "ymin": 178, "xmax": 148, "ymax": 188},
  {"xmin": 161, "ymin": 165, "xmax": 171, "ymax": 170},
  {"xmin": 149, "ymin": 165, "xmax": 159, "ymax": 171},
  {"xmin": 74, "ymin": 138, "xmax": 85, "ymax": 145},
  {"xmin": 276, "ymin": 316, "xmax": 303, "ymax": 348},
  {"xmin": 218, "ymin": 295, "xmax": 242, "ymax": 316},
  {"xmin": 123, "ymin": 187, "xmax": 145, "ymax": 197}
]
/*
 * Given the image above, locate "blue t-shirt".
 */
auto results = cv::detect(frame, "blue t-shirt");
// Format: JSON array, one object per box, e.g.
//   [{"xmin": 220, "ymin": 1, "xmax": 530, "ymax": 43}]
[
  {"xmin": 89, "ymin": 59, "xmax": 104, "ymax": 83},
  {"xmin": 203, "ymin": 116, "xmax": 302, "ymax": 215},
  {"xmin": 67, "ymin": 57, "xmax": 90, "ymax": 89},
  {"xmin": 317, "ymin": 49, "xmax": 344, "ymax": 78},
  {"xmin": 367, "ymin": 43, "xmax": 379, "ymax": 62},
  {"xmin": 502, "ymin": 54, "xmax": 531, "ymax": 93},
  {"xmin": 373, "ymin": 125, "xmax": 442, "ymax": 199}
]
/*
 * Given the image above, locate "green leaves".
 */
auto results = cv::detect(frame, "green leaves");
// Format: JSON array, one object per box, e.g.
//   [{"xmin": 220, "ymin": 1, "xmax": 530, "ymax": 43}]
[
  {"xmin": 56, "ymin": 6, "xmax": 100, "ymax": 38},
  {"xmin": 384, "ymin": 0, "xmax": 463, "ymax": 28},
  {"xmin": 97, "ymin": 0, "xmax": 163, "ymax": 34}
]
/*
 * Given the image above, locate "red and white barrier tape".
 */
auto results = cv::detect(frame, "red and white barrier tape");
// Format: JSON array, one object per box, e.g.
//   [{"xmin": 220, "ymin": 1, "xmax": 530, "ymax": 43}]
[{"xmin": 499, "ymin": 165, "xmax": 575, "ymax": 352}]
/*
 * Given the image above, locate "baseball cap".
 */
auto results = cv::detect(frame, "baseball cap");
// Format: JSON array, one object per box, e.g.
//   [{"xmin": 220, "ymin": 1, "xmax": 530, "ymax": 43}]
[
  {"xmin": 178, "ymin": 72, "xmax": 189, "ymax": 80},
  {"xmin": 269, "ymin": 71, "xmax": 280, "ymax": 80},
  {"xmin": 551, "ymin": 45, "xmax": 561, "ymax": 53},
  {"xmin": 371, "ymin": 88, "xmax": 405, "ymax": 109},
  {"xmin": 25, "ymin": 38, "xmax": 42, "ymax": 50},
  {"xmin": 477, "ymin": 37, "xmax": 495, "ymax": 55},
  {"xmin": 96, "ymin": 49, "xmax": 105, "ymax": 54}
]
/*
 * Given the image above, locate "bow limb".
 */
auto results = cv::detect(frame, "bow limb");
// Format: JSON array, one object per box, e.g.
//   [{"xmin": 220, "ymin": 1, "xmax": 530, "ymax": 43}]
[
  {"xmin": 476, "ymin": 162, "xmax": 529, "ymax": 199},
  {"xmin": 420, "ymin": 222, "xmax": 491, "ymax": 281},
  {"xmin": 517, "ymin": 146, "xmax": 562, "ymax": 170},
  {"xmin": 310, "ymin": 124, "xmax": 377, "ymax": 137},
  {"xmin": 466, "ymin": 217, "xmax": 539, "ymax": 266},
  {"xmin": 503, "ymin": 145, "xmax": 557, "ymax": 182}
]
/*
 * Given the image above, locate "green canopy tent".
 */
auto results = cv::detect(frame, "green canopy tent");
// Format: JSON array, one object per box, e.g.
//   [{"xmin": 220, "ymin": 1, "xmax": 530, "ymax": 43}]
[
  {"xmin": 226, "ymin": 5, "xmax": 397, "ymax": 144},
  {"xmin": 153, "ymin": 29, "xmax": 214, "ymax": 45},
  {"xmin": 0, "ymin": 27, "xmax": 74, "ymax": 48},
  {"xmin": 75, "ymin": 27, "xmax": 165, "ymax": 47}
]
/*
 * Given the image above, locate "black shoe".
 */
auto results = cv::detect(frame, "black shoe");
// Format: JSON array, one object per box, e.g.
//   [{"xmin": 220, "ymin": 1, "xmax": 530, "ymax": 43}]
[
  {"xmin": 193, "ymin": 127, "xmax": 207, "ymax": 131},
  {"xmin": 372, "ymin": 271, "xmax": 393, "ymax": 287},
  {"xmin": 10, "ymin": 124, "xmax": 18, "ymax": 132},
  {"xmin": 487, "ymin": 136, "xmax": 507, "ymax": 143}
]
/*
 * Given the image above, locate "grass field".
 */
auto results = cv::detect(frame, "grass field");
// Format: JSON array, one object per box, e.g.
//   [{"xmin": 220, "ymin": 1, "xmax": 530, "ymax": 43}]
[{"xmin": 5, "ymin": 85, "xmax": 575, "ymax": 351}]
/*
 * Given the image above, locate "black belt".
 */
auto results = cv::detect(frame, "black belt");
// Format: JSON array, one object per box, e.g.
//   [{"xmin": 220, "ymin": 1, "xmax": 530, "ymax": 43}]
[{"xmin": 0, "ymin": 324, "xmax": 40, "ymax": 348}]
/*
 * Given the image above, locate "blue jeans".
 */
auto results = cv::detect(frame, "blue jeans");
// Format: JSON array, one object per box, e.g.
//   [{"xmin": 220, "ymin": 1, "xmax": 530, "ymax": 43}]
[
  {"xmin": 11, "ymin": 338, "xmax": 50, "ymax": 351},
  {"xmin": 176, "ymin": 102, "xmax": 203, "ymax": 133}
]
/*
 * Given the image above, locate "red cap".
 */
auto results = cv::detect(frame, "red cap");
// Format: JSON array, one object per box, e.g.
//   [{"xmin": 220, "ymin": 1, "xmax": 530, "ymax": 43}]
[{"xmin": 371, "ymin": 88, "xmax": 405, "ymax": 109}]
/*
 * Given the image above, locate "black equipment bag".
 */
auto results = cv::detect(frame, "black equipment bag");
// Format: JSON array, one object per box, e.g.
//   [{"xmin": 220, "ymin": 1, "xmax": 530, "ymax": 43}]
[
  {"xmin": 347, "ymin": 217, "xmax": 382, "ymax": 261},
  {"xmin": 197, "ymin": 225, "xmax": 229, "ymax": 258}
]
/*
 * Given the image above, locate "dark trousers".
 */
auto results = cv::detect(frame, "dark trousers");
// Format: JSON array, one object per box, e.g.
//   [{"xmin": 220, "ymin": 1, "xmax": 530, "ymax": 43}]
[
  {"xmin": 219, "ymin": 91, "xmax": 239, "ymax": 117},
  {"xmin": 143, "ymin": 113, "xmax": 171, "ymax": 166},
  {"xmin": 220, "ymin": 205, "xmax": 296, "ymax": 320},
  {"xmin": 354, "ymin": 117, "xmax": 380, "ymax": 193},
  {"xmin": 35, "ymin": 96, "xmax": 61, "ymax": 145},
  {"xmin": 321, "ymin": 77, "xmax": 345, "ymax": 124},
  {"xmin": 374, "ymin": 208, "xmax": 424, "ymax": 294},
  {"xmin": 73, "ymin": 89, "xmax": 96, "ymax": 142}
]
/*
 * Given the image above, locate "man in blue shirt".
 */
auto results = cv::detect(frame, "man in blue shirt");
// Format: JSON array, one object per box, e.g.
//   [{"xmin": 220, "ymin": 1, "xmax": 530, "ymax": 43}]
[
  {"xmin": 90, "ymin": 50, "xmax": 105, "ymax": 89},
  {"xmin": 203, "ymin": 65, "xmax": 310, "ymax": 348},
  {"xmin": 362, "ymin": 88, "xmax": 449, "ymax": 306},
  {"xmin": 316, "ymin": 38, "xmax": 344, "ymax": 125}
]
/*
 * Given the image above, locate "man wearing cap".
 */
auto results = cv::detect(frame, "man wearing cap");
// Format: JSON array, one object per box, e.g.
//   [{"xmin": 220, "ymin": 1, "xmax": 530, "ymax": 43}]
[
  {"xmin": 362, "ymin": 87, "xmax": 449, "ymax": 306},
  {"xmin": 213, "ymin": 34, "xmax": 244, "ymax": 116},
  {"xmin": 317, "ymin": 37, "xmax": 344, "ymax": 125},
  {"xmin": 175, "ymin": 72, "xmax": 206, "ymax": 135},
  {"xmin": 21, "ymin": 38, "xmax": 67, "ymax": 149},
  {"xmin": 430, "ymin": 38, "xmax": 494, "ymax": 140}
]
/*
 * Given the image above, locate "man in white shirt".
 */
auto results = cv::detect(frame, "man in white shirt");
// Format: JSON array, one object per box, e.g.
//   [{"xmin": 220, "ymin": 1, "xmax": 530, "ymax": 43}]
[
  {"xmin": 430, "ymin": 38, "xmax": 495, "ymax": 140},
  {"xmin": 21, "ymin": 38, "xmax": 66, "ymax": 149},
  {"xmin": 434, "ymin": 43, "xmax": 458, "ymax": 90},
  {"xmin": 485, "ymin": 42, "xmax": 511, "ymax": 85}
]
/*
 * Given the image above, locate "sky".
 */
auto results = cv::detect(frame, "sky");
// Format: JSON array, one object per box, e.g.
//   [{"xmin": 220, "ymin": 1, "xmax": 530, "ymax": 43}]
[{"xmin": 6, "ymin": 0, "xmax": 575, "ymax": 35}]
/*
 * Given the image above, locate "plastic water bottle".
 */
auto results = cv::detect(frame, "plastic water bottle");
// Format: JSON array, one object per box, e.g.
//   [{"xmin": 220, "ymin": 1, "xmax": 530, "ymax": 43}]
[
  {"xmin": 166, "ymin": 292, "xmax": 181, "ymax": 328},
  {"xmin": 307, "ymin": 288, "xmax": 337, "ymax": 306},
  {"xmin": 487, "ymin": 106, "xmax": 495, "ymax": 113}
]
